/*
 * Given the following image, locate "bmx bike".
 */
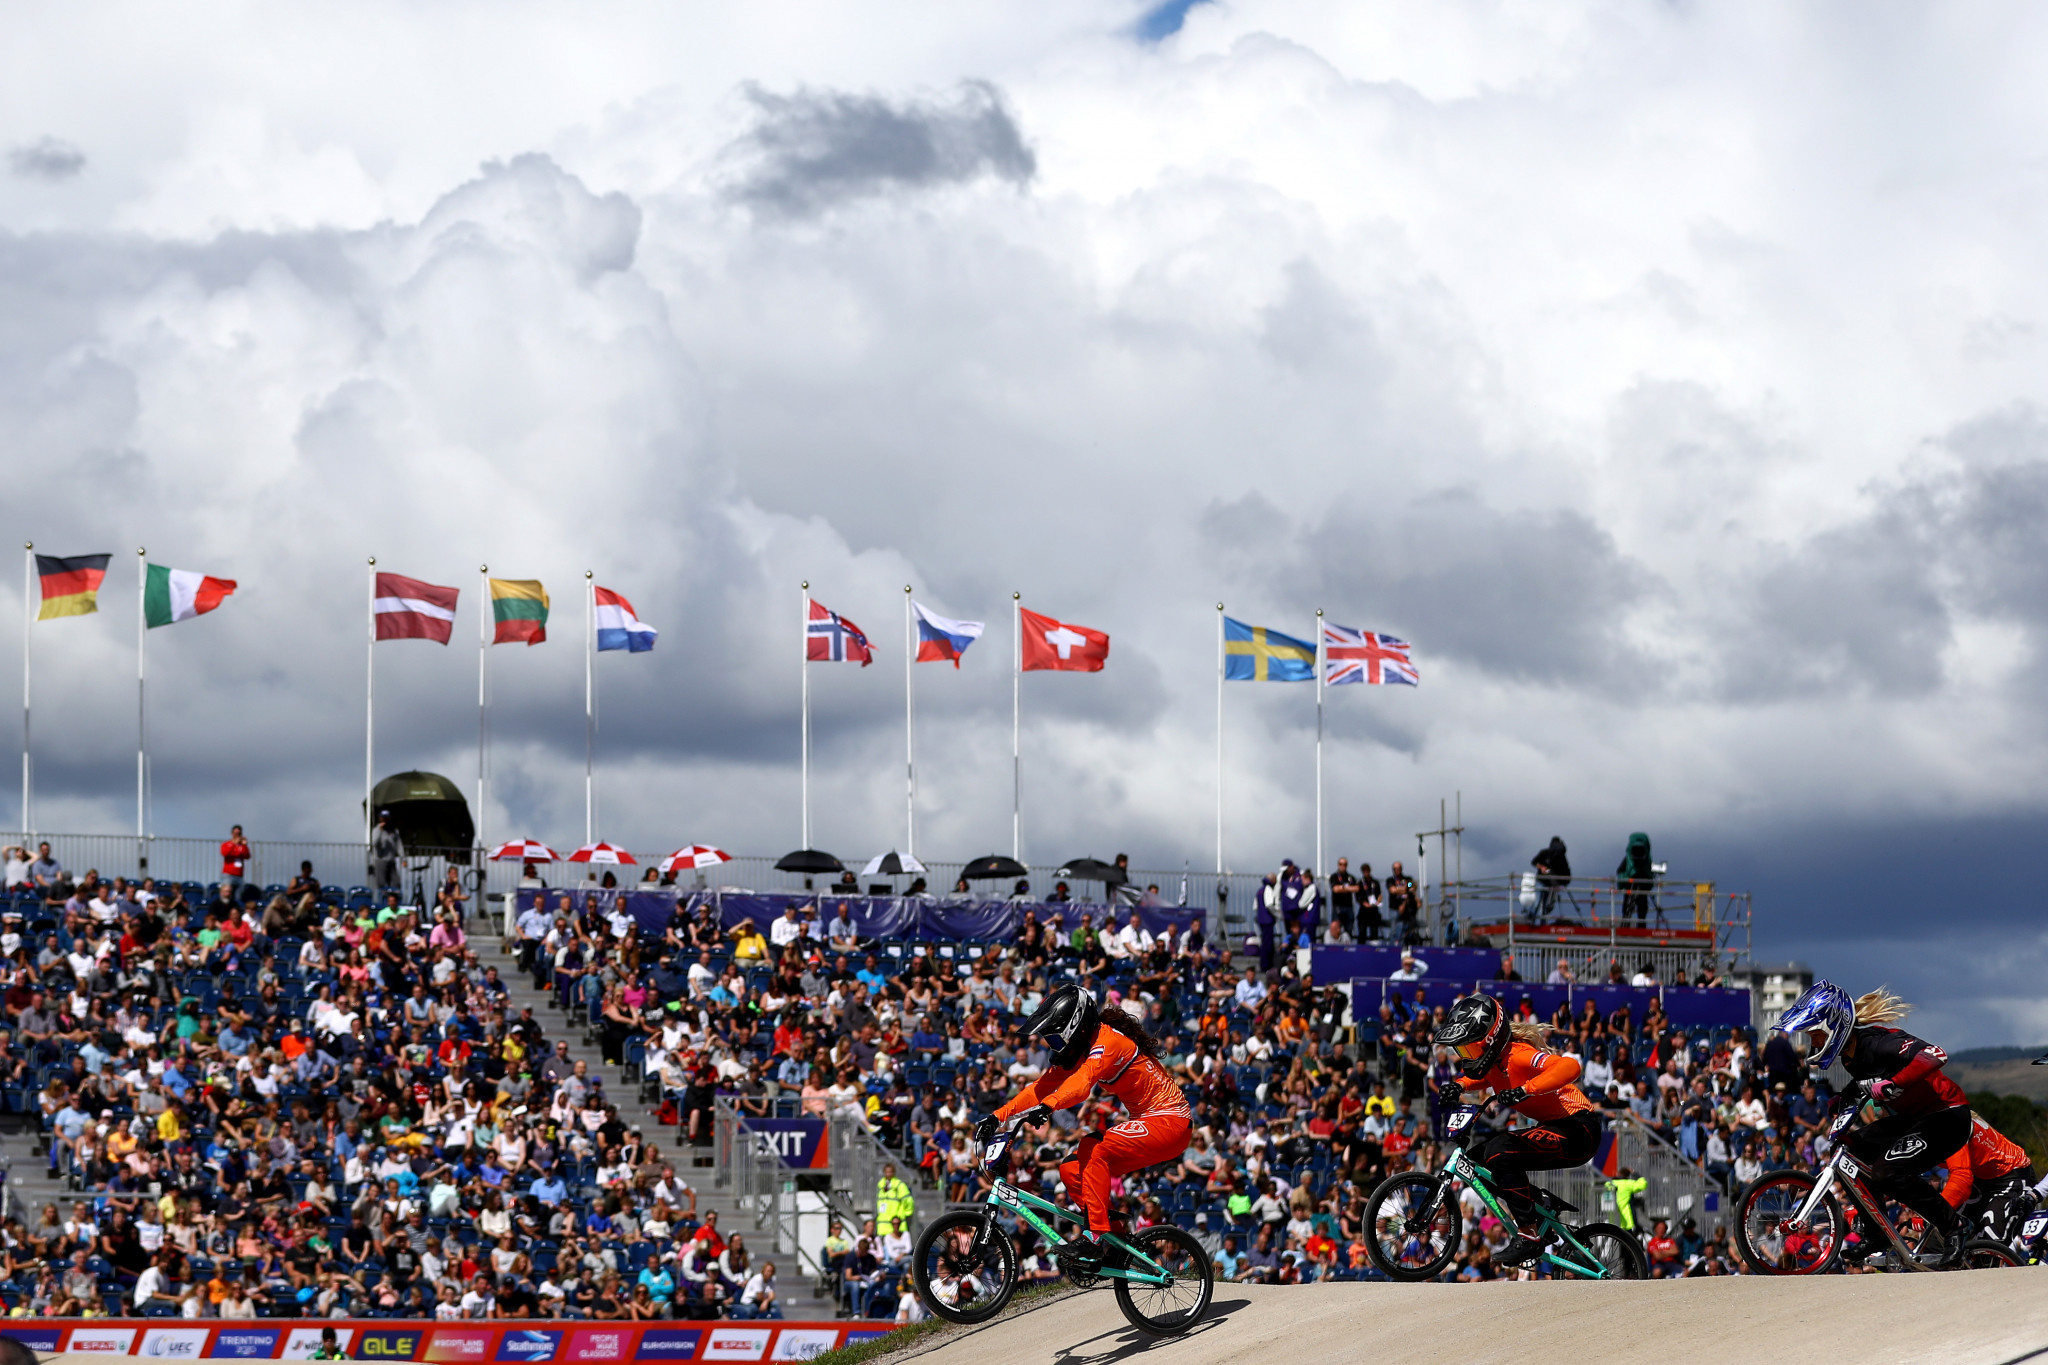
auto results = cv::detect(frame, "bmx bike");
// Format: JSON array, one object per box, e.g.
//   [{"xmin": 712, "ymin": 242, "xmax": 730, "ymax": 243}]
[
  {"xmin": 1734, "ymin": 1099, "xmax": 2020, "ymax": 1273},
  {"xmin": 911, "ymin": 1118, "xmax": 1214, "ymax": 1336},
  {"xmin": 1363, "ymin": 1105, "xmax": 1647, "ymax": 1280}
]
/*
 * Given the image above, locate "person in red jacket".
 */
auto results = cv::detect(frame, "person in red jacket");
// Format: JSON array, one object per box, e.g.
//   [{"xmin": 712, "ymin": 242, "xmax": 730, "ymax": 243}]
[
  {"xmin": 978, "ymin": 984, "xmax": 1191, "ymax": 1272},
  {"xmin": 1435, "ymin": 994, "xmax": 1601, "ymax": 1265},
  {"xmin": 220, "ymin": 825, "xmax": 251, "ymax": 896},
  {"xmin": 1941, "ymin": 1111, "xmax": 2036, "ymax": 1242}
]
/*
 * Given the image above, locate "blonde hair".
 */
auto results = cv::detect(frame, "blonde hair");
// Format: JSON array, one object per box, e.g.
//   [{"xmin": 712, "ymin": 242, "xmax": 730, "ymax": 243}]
[
  {"xmin": 1853, "ymin": 988, "xmax": 1911, "ymax": 1027},
  {"xmin": 1510, "ymin": 1020, "xmax": 1550, "ymax": 1047}
]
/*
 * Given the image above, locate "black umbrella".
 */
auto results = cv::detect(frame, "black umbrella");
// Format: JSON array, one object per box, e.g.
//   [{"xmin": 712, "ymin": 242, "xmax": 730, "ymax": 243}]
[
  {"xmin": 1057, "ymin": 857, "xmax": 1127, "ymax": 885},
  {"xmin": 960, "ymin": 854, "xmax": 1029, "ymax": 881},
  {"xmin": 775, "ymin": 849, "xmax": 845, "ymax": 874}
]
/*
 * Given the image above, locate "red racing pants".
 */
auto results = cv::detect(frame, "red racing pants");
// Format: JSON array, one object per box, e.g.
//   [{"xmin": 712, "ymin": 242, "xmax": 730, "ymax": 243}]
[{"xmin": 1060, "ymin": 1113, "xmax": 1191, "ymax": 1233}]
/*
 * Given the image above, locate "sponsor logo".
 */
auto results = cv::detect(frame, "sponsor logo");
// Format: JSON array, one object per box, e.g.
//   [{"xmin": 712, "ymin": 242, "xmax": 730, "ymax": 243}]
[
  {"xmin": 213, "ymin": 1329, "xmax": 285, "ymax": 1359},
  {"xmin": 143, "ymin": 1329, "xmax": 213, "ymax": 1358},
  {"xmin": 285, "ymin": 1329, "xmax": 357, "ymax": 1360},
  {"xmin": 421, "ymin": 1331, "xmax": 495, "ymax": 1363},
  {"xmin": 564, "ymin": 1331, "xmax": 630, "ymax": 1362},
  {"xmin": 844, "ymin": 1333, "xmax": 894, "ymax": 1348},
  {"xmin": 631, "ymin": 1330, "xmax": 703, "ymax": 1360},
  {"xmin": 1885, "ymin": 1135, "xmax": 1929, "ymax": 1162},
  {"xmin": 0, "ymin": 1331, "xmax": 63, "ymax": 1354},
  {"xmin": 702, "ymin": 1328, "xmax": 773, "ymax": 1361},
  {"xmin": 356, "ymin": 1329, "xmax": 424, "ymax": 1360},
  {"xmin": 69, "ymin": 1330, "xmax": 140, "ymax": 1355},
  {"xmin": 769, "ymin": 1330, "xmax": 841, "ymax": 1361},
  {"xmin": 496, "ymin": 1332, "xmax": 562, "ymax": 1362}
]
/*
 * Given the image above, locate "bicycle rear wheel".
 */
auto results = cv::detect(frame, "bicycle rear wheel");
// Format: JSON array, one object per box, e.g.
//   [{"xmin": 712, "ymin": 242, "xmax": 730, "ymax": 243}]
[
  {"xmin": 1364, "ymin": 1173, "xmax": 1462, "ymax": 1281},
  {"xmin": 1963, "ymin": 1238, "xmax": 2022, "ymax": 1270},
  {"xmin": 1550, "ymin": 1221, "xmax": 1647, "ymax": 1279},
  {"xmin": 913, "ymin": 1210, "xmax": 1019, "ymax": 1325},
  {"xmin": 1735, "ymin": 1172, "xmax": 1842, "ymax": 1275},
  {"xmin": 1113, "ymin": 1226, "xmax": 1213, "ymax": 1337}
]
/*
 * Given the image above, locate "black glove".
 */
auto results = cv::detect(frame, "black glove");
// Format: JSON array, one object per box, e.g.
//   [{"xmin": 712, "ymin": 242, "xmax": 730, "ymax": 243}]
[
  {"xmin": 1490, "ymin": 1086, "xmax": 1529, "ymax": 1110},
  {"xmin": 974, "ymin": 1114, "xmax": 1000, "ymax": 1145},
  {"xmin": 1436, "ymin": 1081, "xmax": 1467, "ymax": 1110},
  {"xmin": 1018, "ymin": 1104, "xmax": 1052, "ymax": 1129}
]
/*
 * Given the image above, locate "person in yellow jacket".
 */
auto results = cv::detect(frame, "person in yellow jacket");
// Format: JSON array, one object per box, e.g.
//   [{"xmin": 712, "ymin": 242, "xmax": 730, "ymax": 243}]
[
  {"xmin": 1604, "ymin": 1167, "xmax": 1647, "ymax": 1232},
  {"xmin": 876, "ymin": 1162, "xmax": 915, "ymax": 1229}
]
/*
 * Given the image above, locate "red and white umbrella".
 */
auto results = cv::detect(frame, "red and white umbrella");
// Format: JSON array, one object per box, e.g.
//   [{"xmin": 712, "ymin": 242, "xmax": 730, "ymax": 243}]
[
  {"xmin": 660, "ymin": 845, "xmax": 732, "ymax": 873},
  {"xmin": 491, "ymin": 839, "xmax": 562, "ymax": 863},
  {"xmin": 567, "ymin": 842, "xmax": 637, "ymax": 865}
]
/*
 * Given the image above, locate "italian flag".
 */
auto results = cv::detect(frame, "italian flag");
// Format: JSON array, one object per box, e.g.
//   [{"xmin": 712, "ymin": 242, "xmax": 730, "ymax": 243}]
[{"xmin": 144, "ymin": 563, "xmax": 237, "ymax": 628}]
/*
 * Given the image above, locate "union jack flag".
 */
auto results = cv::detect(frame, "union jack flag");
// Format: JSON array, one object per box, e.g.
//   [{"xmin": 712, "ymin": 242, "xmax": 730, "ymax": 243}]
[
  {"xmin": 807, "ymin": 599, "xmax": 873, "ymax": 665},
  {"xmin": 1323, "ymin": 622, "xmax": 1418, "ymax": 686}
]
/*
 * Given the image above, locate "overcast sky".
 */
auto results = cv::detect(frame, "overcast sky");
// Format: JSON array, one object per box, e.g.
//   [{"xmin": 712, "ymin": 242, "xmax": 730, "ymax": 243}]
[{"xmin": 6, "ymin": 1, "xmax": 2048, "ymax": 1044}]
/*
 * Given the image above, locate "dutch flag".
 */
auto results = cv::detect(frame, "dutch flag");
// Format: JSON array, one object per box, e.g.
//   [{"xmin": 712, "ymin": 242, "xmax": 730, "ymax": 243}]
[{"xmin": 594, "ymin": 586, "xmax": 657, "ymax": 653}]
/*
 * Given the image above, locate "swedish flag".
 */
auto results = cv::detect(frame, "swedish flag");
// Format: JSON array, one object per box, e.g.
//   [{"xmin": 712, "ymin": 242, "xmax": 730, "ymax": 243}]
[{"xmin": 1224, "ymin": 617, "xmax": 1315, "ymax": 681}]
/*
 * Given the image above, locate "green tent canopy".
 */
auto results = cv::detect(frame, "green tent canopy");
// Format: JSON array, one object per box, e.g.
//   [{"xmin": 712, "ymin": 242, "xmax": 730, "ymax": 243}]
[{"xmin": 366, "ymin": 770, "xmax": 475, "ymax": 858}]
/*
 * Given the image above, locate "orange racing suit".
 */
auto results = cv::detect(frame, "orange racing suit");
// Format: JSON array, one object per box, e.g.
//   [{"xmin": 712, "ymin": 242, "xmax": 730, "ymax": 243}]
[
  {"xmin": 1453, "ymin": 1039, "xmax": 1600, "ymax": 1214},
  {"xmin": 997, "ymin": 1025, "xmax": 1191, "ymax": 1233},
  {"xmin": 1942, "ymin": 1112, "xmax": 2034, "ymax": 1228}
]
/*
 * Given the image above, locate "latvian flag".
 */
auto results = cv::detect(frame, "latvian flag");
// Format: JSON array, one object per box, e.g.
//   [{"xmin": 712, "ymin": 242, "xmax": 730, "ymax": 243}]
[
  {"xmin": 490, "ymin": 578, "xmax": 549, "ymax": 645},
  {"xmin": 595, "ymin": 587, "xmax": 657, "ymax": 653},
  {"xmin": 144, "ymin": 563, "xmax": 236, "ymax": 628},
  {"xmin": 375, "ymin": 573, "xmax": 459, "ymax": 644},
  {"xmin": 35, "ymin": 553, "xmax": 112, "ymax": 620}
]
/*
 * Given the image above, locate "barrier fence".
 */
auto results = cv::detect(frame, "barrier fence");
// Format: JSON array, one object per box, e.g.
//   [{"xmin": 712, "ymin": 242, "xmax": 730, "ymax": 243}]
[{"xmin": 0, "ymin": 1321, "xmax": 895, "ymax": 1362}]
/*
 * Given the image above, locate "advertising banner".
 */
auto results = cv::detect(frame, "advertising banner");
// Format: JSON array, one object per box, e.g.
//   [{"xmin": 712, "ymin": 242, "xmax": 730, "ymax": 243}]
[
  {"xmin": 698, "ymin": 1329, "xmax": 773, "ymax": 1363},
  {"xmin": 283, "ymin": 1330, "xmax": 356, "ymax": 1360},
  {"xmin": 67, "ymin": 1330, "xmax": 140, "ymax": 1356},
  {"xmin": 209, "ymin": 1330, "xmax": 286, "ymax": 1360},
  {"xmin": 26, "ymin": 1323, "xmax": 886, "ymax": 1362},
  {"xmin": 741, "ymin": 1117, "xmax": 829, "ymax": 1169},
  {"xmin": 139, "ymin": 1329, "xmax": 212, "ymax": 1360}
]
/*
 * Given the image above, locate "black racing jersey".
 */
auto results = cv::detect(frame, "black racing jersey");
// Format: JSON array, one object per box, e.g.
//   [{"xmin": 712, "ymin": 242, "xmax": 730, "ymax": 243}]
[{"xmin": 1842, "ymin": 1025, "xmax": 1966, "ymax": 1117}]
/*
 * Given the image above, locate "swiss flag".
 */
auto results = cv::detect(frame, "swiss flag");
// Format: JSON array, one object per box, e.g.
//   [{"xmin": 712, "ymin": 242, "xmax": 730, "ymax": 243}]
[{"xmin": 1020, "ymin": 607, "xmax": 1109, "ymax": 672}]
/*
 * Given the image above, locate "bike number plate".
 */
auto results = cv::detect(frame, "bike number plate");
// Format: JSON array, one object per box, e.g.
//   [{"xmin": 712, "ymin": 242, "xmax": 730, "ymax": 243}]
[
  {"xmin": 1449, "ymin": 1153, "xmax": 1475, "ymax": 1181},
  {"xmin": 1446, "ymin": 1111, "xmax": 1473, "ymax": 1133},
  {"xmin": 993, "ymin": 1184, "xmax": 1020, "ymax": 1208},
  {"xmin": 1836, "ymin": 1155, "xmax": 1860, "ymax": 1179},
  {"xmin": 2024, "ymin": 1213, "xmax": 2048, "ymax": 1240}
]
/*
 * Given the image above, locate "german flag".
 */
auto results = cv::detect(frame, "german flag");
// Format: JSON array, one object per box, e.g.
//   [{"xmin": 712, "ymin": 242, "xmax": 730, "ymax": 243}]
[{"xmin": 35, "ymin": 553, "xmax": 112, "ymax": 620}]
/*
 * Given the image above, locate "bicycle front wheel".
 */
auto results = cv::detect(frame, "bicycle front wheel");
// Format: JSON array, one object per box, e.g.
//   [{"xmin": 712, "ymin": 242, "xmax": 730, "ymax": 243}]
[
  {"xmin": 1550, "ymin": 1221, "xmax": 1647, "ymax": 1279},
  {"xmin": 1364, "ymin": 1173, "xmax": 1462, "ymax": 1281},
  {"xmin": 1735, "ymin": 1171, "xmax": 1842, "ymax": 1275},
  {"xmin": 913, "ymin": 1210, "xmax": 1019, "ymax": 1325},
  {"xmin": 1113, "ymin": 1226, "xmax": 1213, "ymax": 1338},
  {"xmin": 1962, "ymin": 1239, "xmax": 2023, "ymax": 1270}
]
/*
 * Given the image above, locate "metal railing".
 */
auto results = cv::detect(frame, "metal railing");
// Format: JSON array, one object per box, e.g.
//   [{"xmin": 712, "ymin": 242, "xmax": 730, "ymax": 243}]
[
  {"xmin": 1443, "ymin": 874, "xmax": 1753, "ymax": 984},
  {"xmin": 1528, "ymin": 1114, "xmax": 1717, "ymax": 1233},
  {"xmin": 711, "ymin": 1100, "xmax": 831, "ymax": 1282}
]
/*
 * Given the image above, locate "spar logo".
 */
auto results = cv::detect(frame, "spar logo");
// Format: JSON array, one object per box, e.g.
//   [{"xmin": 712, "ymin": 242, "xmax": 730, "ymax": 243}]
[
  {"xmin": 69, "ymin": 1330, "xmax": 139, "ymax": 1355},
  {"xmin": 702, "ymin": 1328, "xmax": 772, "ymax": 1362}
]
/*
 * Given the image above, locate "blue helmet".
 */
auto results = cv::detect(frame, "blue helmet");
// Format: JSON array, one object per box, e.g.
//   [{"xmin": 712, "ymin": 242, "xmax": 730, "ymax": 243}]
[{"xmin": 1775, "ymin": 979, "xmax": 1855, "ymax": 1069}]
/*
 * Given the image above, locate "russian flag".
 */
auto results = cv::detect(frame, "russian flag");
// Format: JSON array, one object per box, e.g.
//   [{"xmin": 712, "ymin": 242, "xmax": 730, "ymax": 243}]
[
  {"xmin": 594, "ymin": 586, "xmax": 657, "ymax": 653},
  {"xmin": 914, "ymin": 601, "xmax": 983, "ymax": 668}
]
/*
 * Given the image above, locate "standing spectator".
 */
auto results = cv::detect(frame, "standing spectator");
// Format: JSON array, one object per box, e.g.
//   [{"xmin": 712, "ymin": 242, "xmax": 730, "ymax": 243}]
[
  {"xmin": 1326, "ymin": 858, "xmax": 1360, "ymax": 942},
  {"xmin": 221, "ymin": 825, "xmax": 252, "ymax": 897},
  {"xmin": 1254, "ymin": 875, "xmax": 1279, "ymax": 972},
  {"xmin": 1615, "ymin": 833, "xmax": 1654, "ymax": 926},
  {"xmin": 370, "ymin": 811, "xmax": 404, "ymax": 892},
  {"xmin": 1384, "ymin": 862, "xmax": 1419, "ymax": 943},
  {"xmin": 875, "ymin": 1163, "xmax": 914, "ymax": 1231},
  {"xmin": 1356, "ymin": 862, "xmax": 1383, "ymax": 940},
  {"xmin": 1531, "ymin": 838, "xmax": 1570, "ymax": 921}
]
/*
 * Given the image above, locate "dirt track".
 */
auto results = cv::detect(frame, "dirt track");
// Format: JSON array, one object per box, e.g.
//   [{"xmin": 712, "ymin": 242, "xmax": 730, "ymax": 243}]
[{"xmin": 904, "ymin": 1268, "xmax": 2048, "ymax": 1365}]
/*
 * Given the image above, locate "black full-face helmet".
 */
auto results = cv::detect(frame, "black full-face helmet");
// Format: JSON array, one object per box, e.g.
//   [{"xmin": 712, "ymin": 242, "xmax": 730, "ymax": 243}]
[
  {"xmin": 1026, "ymin": 983, "xmax": 1101, "ymax": 1069},
  {"xmin": 1435, "ymin": 993, "xmax": 1508, "ymax": 1079}
]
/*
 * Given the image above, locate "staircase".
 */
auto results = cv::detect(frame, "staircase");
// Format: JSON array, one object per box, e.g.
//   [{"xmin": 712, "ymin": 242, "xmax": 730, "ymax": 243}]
[{"xmin": 491, "ymin": 940, "xmax": 847, "ymax": 1319}]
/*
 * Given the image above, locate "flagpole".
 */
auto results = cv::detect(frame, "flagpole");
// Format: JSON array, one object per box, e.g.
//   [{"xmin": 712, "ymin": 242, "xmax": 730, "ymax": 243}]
[
  {"xmin": 800, "ymin": 581, "xmax": 811, "ymax": 851},
  {"xmin": 585, "ymin": 571, "xmax": 594, "ymax": 846},
  {"xmin": 366, "ymin": 557, "xmax": 376, "ymax": 847},
  {"xmin": 136, "ymin": 547, "xmax": 146, "ymax": 858},
  {"xmin": 1011, "ymin": 592, "xmax": 1021, "ymax": 862},
  {"xmin": 1314, "ymin": 607, "xmax": 1324, "ymax": 884},
  {"xmin": 903, "ymin": 585, "xmax": 915, "ymax": 860},
  {"xmin": 478, "ymin": 564, "xmax": 489, "ymax": 873},
  {"xmin": 1215, "ymin": 602, "xmax": 1225, "ymax": 884},
  {"xmin": 20, "ymin": 542, "xmax": 30, "ymax": 839}
]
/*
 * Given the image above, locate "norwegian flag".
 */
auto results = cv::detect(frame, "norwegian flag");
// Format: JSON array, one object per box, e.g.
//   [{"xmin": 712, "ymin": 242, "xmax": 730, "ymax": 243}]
[
  {"xmin": 490, "ymin": 839, "xmax": 562, "ymax": 862},
  {"xmin": 661, "ymin": 845, "xmax": 731, "ymax": 872},
  {"xmin": 1323, "ymin": 623, "xmax": 1418, "ymax": 686},
  {"xmin": 807, "ymin": 599, "xmax": 873, "ymax": 665}
]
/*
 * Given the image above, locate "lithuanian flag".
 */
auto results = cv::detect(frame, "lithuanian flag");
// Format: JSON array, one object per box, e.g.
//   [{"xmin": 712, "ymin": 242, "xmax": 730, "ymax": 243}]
[
  {"xmin": 490, "ymin": 578, "xmax": 549, "ymax": 645},
  {"xmin": 35, "ymin": 553, "xmax": 112, "ymax": 619}
]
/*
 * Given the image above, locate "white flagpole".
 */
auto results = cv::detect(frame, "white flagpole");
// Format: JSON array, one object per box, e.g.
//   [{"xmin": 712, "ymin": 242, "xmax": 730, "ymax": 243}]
[
  {"xmin": 1215, "ymin": 602, "xmax": 1225, "ymax": 883},
  {"xmin": 800, "ymin": 581, "xmax": 811, "ymax": 850},
  {"xmin": 1315, "ymin": 608, "xmax": 1325, "ymax": 883},
  {"xmin": 136, "ymin": 547, "xmax": 146, "ymax": 855},
  {"xmin": 904, "ymin": 585, "xmax": 915, "ymax": 859},
  {"xmin": 585, "ymin": 571, "xmax": 595, "ymax": 846},
  {"xmin": 478, "ymin": 564, "xmax": 489, "ymax": 868},
  {"xmin": 1011, "ymin": 592, "xmax": 1021, "ymax": 862},
  {"xmin": 366, "ymin": 557, "xmax": 376, "ymax": 847},
  {"xmin": 20, "ymin": 542, "xmax": 30, "ymax": 839}
]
